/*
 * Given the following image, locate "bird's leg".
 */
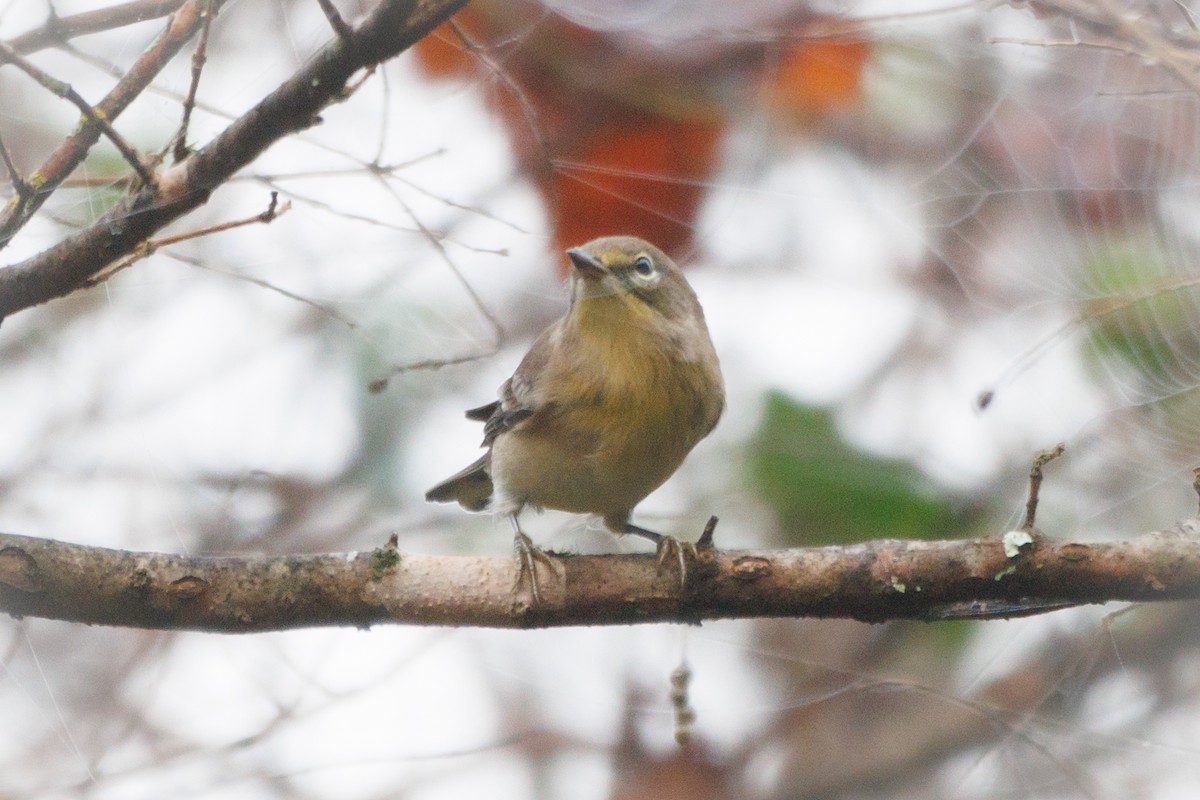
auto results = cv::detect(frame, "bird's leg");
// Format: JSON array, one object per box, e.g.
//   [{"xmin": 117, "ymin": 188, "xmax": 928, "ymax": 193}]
[
  {"xmin": 621, "ymin": 522, "xmax": 694, "ymax": 594},
  {"xmin": 509, "ymin": 514, "xmax": 560, "ymax": 606}
]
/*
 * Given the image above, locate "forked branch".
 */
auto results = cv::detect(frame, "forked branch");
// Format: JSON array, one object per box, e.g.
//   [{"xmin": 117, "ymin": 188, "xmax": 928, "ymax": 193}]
[{"xmin": 0, "ymin": 0, "xmax": 470, "ymax": 322}]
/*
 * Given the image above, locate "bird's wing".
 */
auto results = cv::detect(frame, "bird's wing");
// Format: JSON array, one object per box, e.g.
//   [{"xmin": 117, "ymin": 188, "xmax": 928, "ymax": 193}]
[
  {"xmin": 464, "ymin": 400, "xmax": 499, "ymax": 421},
  {"xmin": 423, "ymin": 453, "xmax": 492, "ymax": 510},
  {"xmin": 472, "ymin": 379, "xmax": 531, "ymax": 446},
  {"xmin": 475, "ymin": 325, "xmax": 559, "ymax": 446}
]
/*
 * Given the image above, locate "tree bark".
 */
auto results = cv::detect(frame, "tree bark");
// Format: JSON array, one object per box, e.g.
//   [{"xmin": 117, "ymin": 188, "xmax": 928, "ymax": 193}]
[{"xmin": 3, "ymin": 521, "xmax": 1199, "ymax": 632}]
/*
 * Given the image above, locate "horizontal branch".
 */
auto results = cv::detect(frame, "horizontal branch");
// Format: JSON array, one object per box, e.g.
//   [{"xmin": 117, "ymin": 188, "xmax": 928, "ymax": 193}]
[
  {"xmin": 3, "ymin": 521, "xmax": 1200, "ymax": 632},
  {"xmin": 4, "ymin": 0, "xmax": 188, "ymax": 56},
  {"xmin": 0, "ymin": 0, "xmax": 469, "ymax": 321}
]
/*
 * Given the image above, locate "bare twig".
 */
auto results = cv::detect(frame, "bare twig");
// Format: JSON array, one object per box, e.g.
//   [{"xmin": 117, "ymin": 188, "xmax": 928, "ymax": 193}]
[
  {"xmin": 0, "ymin": 41, "xmax": 155, "ymax": 188},
  {"xmin": 0, "ymin": 130, "xmax": 32, "ymax": 202},
  {"xmin": 0, "ymin": 0, "xmax": 472, "ymax": 321},
  {"xmin": 370, "ymin": 170, "xmax": 506, "ymax": 339},
  {"xmin": 315, "ymin": 0, "xmax": 354, "ymax": 41},
  {"xmin": 189, "ymin": 258, "xmax": 361, "ymax": 330},
  {"xmin": 81, "ymin": 192, "xmax": 291, "ymax": 287},
  {"xmin": 368, "ymin": 351, "xmax": 496, "ymax": 393},
  {"xmin": 445, "ymin": 17, "xmax": 554, "ymax": 170},
  {"xmin": 0, "ymin": 0, "xmax": 221, "ymax": 252},
  {"xmin": 1009, "ymin": 0, "xmax": 1200, "ymax": 96},
  {"xmin": 171, "ymin": 0, "xmax": 217, "ymax": 163},
  {"xmin": 4, "ymin": 0, "xmax": 187, "ymax": 56},
  {"xmin": 156, "ymin": 190, "xmax": 287, "ymax": 246},
  {"xmin": 1173, "ymin": 0, "xmax": 1200, "ymax": 33},
  {"xmin": 1023, "ymin": 443, "xmax": 1065, "ymax": 532}
]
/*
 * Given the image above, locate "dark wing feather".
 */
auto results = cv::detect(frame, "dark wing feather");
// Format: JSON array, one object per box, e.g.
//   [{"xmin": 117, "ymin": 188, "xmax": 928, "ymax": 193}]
[
  {"xmin": 426, "ymin": 323, "xmax": 558, "ymax": 510},
  {"xmin": 478, "ymin": 379, "xmax": 534, "ymax": 446},
  {"xmin": 465, "ymin": 401, "xmax": 499, "ymax": 421},
  {"xmin": 476, "ymin": 326, "xmax": 554, "ymax": 445},
  {"xmin": 424, "ymin": 453, "xmax": 492, "ymax": 511}
]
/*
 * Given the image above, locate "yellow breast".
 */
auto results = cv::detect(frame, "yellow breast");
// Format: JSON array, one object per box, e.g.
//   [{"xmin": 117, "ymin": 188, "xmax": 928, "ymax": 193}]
[{"xmin": 491, "ymin": 292, "xmax": 723, "ymax": 519}]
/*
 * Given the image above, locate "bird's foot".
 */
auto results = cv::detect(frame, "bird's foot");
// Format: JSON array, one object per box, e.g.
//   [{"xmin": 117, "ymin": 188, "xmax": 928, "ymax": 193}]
[
  {"xmin": 511, "ymin": 529, "xmax": 560, "ymax": 606},
  {"xmin": 623, "ymin": 522, "xmax": 702, "ymax": 596},
  {"xmin": 654, "ymin": 535, "xmax": 695, "ymax": 594}
]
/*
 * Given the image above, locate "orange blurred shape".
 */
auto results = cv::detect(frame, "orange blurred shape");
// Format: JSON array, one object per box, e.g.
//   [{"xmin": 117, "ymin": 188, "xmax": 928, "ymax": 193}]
[
  {"xmin": 544, "ymin": 115, "xmax": 723, "ymax": 270},
  {"xmin": 412, "ymin": 8, "xmax": 723, "ymax": 269},
  {"xmin": 768, "ymin": 38, "xmax": 872, "ymax": 114},
  {"xmin": 413, "ymin": 10, "xmax": 873, "ymax": 271},
  {"xmin": 410, "ymin": 11, "xmax": 488, "ymax": 79}
]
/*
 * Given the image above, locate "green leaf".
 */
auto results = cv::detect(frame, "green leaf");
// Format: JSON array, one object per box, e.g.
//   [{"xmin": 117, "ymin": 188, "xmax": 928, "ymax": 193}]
[{"xmin": 748, "ymin": 391, "xmax": 960, "ymax": 545}]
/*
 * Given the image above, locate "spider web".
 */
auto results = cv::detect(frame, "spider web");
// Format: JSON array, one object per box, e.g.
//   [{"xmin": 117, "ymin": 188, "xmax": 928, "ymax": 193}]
[
  {"xmin": 3, "ymin": 2, "xmax": 1200, "ymax": 800},
  {"xmin": 843, "ymin": 5, "xmax": 1200, "ymax": 533}
]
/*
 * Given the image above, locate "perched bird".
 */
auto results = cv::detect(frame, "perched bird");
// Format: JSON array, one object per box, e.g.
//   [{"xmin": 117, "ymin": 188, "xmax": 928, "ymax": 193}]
[{"xmin": 426, "ymin": 236, "xmax": 724, "ymax": 601}]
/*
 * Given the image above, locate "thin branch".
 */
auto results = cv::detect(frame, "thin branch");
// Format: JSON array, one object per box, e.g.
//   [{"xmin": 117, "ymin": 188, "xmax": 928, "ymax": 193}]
[
  {"xmin": 145, "ymin": 190, "xmax": 288, "ymax": 245},
  {"xmin": 445, "ymin": 16, "xmax": 554, "ymax": 169},
  {"xmin": 0, "ymin": 0, "xmax": 221, "ymax": 253},
  {"xmin": 80, "ymin": 191, "xmax": 291, "ymax": 287},
  {"xmin": 0, "ymin": 41, "xmax": 155, "ymax": 187},
  {"xmin": 367, "ymin": 351, "xmax": 497, "ymax": 394},
  {"xmin": 369, "ymin": 169, "xmax": 506, "ymax": 336},
  {"xmin": 1022, "ymin": 443, "xmax": 1065, "ymax": 531},
  {"xmin": 1174, "ymin": 0, "xmax": 1200, "ymax": 33},
  {"xmin": 0, "ymin": 129, "xmax": 32, "ymax": 202},
  {"xmin": 315, "ymin": 0, "xmax": 354, "ymax": 42},
  {"xmin": 3, "ymin": 521, "xmax": 1200, "ymax": 632},
  {"xmin": 0, "ymin": 0, "xmax": 472, "ymax": 321},
  {"xmin": 3, "ymin": 0, "xmax": 187, "ymax": 56},
  {"xmin": 170, "ymin": 0, "xmax": 217, "ymax": 163}
]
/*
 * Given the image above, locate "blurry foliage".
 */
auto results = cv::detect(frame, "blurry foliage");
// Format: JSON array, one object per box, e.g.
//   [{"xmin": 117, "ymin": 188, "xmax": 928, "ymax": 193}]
[
  {"xmin": 413, "ymin": 0, "xmax": 871, "ymax": 265},
  {"xmin": 749, "ymin": 391, "xmax": 965, "ymax": 545},
  {"xmin": 1080, "ymin": 237, "xmax": 1194, "ymax": 392}
]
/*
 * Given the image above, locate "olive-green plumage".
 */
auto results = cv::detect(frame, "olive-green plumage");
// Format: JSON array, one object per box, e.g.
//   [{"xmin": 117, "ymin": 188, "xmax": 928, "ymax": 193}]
[{"xmin": 426, "ymin": 235, "xmax": 724, "ymax": 544}]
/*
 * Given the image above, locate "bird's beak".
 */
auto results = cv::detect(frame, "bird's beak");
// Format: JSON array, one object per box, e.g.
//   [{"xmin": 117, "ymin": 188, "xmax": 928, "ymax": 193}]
[{"xmin": 566, "ymin": 248, "xmax": 606, "ymax": 280}]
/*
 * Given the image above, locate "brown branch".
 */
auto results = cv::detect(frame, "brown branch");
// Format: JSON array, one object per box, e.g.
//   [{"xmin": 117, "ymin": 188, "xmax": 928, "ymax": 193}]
[
  {"xmin": 3, "ymin": 520, "xmax": 1200, "ymax": 632},
  {"xmin": 0, "ymin": 130, "xmax": 31, "ymax": 202},
  {"xmin": 0, "ymin": 0, "xmax": 471, "ymax": 322},
  {"xmin": 315, "ymin": 0, "xmax": 354, "ymax": 42},
  {"xmin": 4, "ymin": 0, "xmax": 188, "ymax": 56},
  {"xmin": 80, "ymin": 191, "xmax": 291, "ymax": 286},
  {"xmin": 0, "ymin": 40, "xmax": 156, "ymax": 188},
  {"xmin": 170, "ymin": 0, "xmax": 217, "ymax": 163},
  {"xmin": 1022, "ymin": 442, "xmax": 1065, "ymax": 531},
  {"xmin": 0, "ymin": 0, "xmax": 220, "ymax": 253}
]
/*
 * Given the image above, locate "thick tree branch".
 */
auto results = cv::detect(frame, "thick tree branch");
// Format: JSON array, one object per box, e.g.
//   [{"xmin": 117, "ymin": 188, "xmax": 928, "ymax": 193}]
[
  {"xmin": 3, "ymin": 521, "xmax": 1200, "ymax": 632},
  {"xmin": 0, "ymin": 0, "xmax": 470, "ymax": 321}
]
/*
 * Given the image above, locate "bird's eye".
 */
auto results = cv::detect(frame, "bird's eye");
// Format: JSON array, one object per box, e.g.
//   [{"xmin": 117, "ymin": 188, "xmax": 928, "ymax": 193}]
[{"xmin": 634, "ymin": 255, "xmax": 655, "ymax": 277}]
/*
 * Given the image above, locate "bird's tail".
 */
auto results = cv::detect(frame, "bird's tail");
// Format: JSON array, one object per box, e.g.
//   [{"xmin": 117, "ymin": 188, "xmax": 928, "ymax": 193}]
[{"xmin": 425, "ymin": 454, "xmax": 493, "ymax": 512}]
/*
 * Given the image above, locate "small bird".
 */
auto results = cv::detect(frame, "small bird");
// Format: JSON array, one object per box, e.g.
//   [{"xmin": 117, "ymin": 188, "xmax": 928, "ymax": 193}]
[{"xmin": 425, "ymin": 236, "xmax": 725, "ymax": 601}]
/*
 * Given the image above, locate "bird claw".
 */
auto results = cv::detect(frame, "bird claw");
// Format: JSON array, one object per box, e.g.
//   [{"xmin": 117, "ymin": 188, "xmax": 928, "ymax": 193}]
[
  {"xmin": 512, "ymin": 529, "xmax": 560, "ymax": 606},
  {"xmin": 624, "ymin": 518, "xmax": 719, "ymax": 597},
  {"xmin": 654, "ymin": 536, "xmax": 695, "ymax": 595}
]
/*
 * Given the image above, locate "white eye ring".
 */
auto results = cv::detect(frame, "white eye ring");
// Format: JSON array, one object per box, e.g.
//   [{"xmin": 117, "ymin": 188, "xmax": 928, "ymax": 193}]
[{"xmin": 634, "ymin": 255, "xmax": 655, "ymax": 277}]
